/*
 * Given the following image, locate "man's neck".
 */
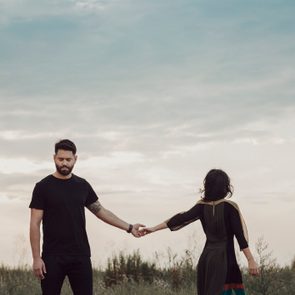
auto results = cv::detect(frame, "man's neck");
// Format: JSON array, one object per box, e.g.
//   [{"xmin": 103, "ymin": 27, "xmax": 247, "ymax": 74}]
[{"xmin": 52, "ymin": 171, "xmax": 72, "ymax": 180}]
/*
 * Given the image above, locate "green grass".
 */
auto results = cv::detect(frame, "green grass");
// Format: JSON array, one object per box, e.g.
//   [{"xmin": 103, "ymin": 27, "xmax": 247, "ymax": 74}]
[
  {"xmin": 1, "ymin": 240, "xmax": 294, "ymax": 295},
  {"xmin": 0, "ymin": 265, "xmax": 196, "ymax": 295},
  {"xmin": 0, "ymin": 265, "xmax": 40, "ymax": 295}
]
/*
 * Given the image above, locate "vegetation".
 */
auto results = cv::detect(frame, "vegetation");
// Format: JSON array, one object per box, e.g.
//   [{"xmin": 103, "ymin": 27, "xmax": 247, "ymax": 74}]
[
  {"xmin": 0, "ymin": 239, "xmax": 294, "ymax": 295},
  {"xmin": 243, "ymin": 238, "xmax": 295, "ymax": 295}
]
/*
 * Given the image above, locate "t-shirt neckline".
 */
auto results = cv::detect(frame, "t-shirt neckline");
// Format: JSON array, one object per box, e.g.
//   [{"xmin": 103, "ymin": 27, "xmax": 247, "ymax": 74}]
[{"xmin": 50, "ymin": 174, "xmax": 74, "ymax": 181}]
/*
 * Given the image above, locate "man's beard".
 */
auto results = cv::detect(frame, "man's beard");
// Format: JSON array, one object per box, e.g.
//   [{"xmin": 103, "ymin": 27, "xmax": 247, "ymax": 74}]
[{"xmin": 55, "ymin": 164, "xmax": 74, "ymax": 176}]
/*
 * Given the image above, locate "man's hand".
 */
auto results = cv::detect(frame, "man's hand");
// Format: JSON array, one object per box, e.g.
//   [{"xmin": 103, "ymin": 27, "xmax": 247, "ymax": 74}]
[
  {"xmin": 131, "ymin": 223, "xmax": 145, "ymax": 237},
  {"xmin": 33, "ymin": 257, "xmax": 46, "ymax": 280}
]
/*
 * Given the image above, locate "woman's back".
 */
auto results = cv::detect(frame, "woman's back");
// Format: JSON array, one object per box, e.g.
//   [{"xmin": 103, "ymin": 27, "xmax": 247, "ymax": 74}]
[
  {"xmin": 167, "ymin": 199, "xmax": 249, "ymax": 295},
  {"xmin": 142, "ymin": 169, "xmax": 259, "ymax": 295},
  {"xmin": 199, "ymin": 200, "xmax": 248, "ymax": 248}
]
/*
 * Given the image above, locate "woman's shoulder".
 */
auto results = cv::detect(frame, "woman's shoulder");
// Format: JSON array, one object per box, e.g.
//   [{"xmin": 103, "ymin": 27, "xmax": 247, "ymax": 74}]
[
  {"xmin": 195, "ymin": 198, "xmax": 242, "ymax": 211},
  {"xmin": 223, "ymin": 199, "xmax": 241, "ymax": 211},
  {"xmin": 196, "ymin": 199, "xmax": 208, "ymax": 205},
  {"xmin": 197, "ymin": 198, "xmax": 232, "ymax": 206}
]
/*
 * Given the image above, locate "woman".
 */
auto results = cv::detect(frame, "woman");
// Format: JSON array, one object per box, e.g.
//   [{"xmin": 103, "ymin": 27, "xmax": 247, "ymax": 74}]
[{"xmin": 141, "ymin": 169, "xmax": 259, "ymax": 295}]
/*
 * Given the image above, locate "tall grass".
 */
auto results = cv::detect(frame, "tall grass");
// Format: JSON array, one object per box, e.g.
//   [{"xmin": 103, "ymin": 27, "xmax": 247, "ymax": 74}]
[
  {"xmin": 1, "ymin": 239, "xmax": 294, "ymax": 295},
  {"xmin": 0, "ymin": 265, "xmax": 40, "ymax": 295}
]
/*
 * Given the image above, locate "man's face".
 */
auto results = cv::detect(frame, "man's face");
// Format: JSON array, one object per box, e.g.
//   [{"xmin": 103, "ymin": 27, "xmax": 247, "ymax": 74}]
[{"xmin": 54, "ymin": 149, "xmax": 77, "ymax": 176}]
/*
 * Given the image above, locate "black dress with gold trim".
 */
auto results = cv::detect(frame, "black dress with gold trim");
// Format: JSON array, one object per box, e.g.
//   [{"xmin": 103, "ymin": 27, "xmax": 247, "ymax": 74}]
[{"xmin": 167, "ymin": 199, "xmax": 248, "ymax": 295}]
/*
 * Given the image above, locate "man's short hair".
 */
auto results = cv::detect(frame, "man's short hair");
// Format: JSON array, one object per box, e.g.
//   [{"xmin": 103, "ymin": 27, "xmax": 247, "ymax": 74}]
[{"xmin": 55, "ymin": 139, "xmax": 77, "ymax": 155}]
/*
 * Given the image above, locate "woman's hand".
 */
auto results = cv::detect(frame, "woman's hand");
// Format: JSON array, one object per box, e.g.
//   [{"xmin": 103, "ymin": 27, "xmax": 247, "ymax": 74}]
[
  {"xmin": 131, "ymin": 223, "xmax": 146, "ymax": 237},
  {"xmin": 139, "ymin": 222, "xmax": 168, "ymax": 236},
  {"xmin": 139, "ymin": 226, "xmax": 156, "ymax": 236},
  {"xmin": 242, "ymin": 247, "xmax": 259, "ymax": 276},
  {"xmin": 248, "ymin": 258, "xmax": 259, "ymax": 276}
]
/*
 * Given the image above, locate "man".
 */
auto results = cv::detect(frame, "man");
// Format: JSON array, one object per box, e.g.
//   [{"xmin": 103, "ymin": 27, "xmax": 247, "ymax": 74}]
[{"xmin": 29, "ymin": 139, "xmax": 144, "ymax": 295}]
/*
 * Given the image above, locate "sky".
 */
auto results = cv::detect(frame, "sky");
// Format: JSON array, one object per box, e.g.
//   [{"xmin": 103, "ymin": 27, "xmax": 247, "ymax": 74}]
[{"xmin": 0, "ymin": 0, "xmax": 294, "ymax": 268}]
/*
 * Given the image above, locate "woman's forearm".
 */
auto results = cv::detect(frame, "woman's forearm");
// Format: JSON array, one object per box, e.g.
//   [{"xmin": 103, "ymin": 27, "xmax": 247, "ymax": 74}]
[
  {"xmin": 242, "ymin": 247, "xmax": 255, "ymax": 262},
  {"xmin": 151, "ymin": 221, "xmax": 168, "ymax": 232},
  {"xmin": 242, "ymin": 247, "xmax": 259, "ymax": 275}
]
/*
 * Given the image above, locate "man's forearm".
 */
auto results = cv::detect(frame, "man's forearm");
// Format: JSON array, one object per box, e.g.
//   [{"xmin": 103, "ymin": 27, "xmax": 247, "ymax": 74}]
[
  {"xmin": 30, "ymin": 223, "xmax": 41, "ymax": 259},
  {"xmin": 96, "ymin": 207, "xmax": 129, "ymax": 231}
]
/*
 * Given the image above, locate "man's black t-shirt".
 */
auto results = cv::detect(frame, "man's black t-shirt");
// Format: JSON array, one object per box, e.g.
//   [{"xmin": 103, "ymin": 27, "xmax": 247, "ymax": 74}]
[{"xmin": 29, "ymin": 174, "xmax": 98, "ymax": 257}]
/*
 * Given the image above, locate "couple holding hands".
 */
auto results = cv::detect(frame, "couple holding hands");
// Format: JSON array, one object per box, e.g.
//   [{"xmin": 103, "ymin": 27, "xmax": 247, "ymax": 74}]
[{"xmin": 29, "ymin": 139, "xmax": 259, "ymax": 295}]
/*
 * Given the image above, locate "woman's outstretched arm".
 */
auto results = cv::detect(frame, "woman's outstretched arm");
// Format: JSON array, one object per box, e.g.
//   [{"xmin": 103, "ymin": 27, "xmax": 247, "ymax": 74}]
[
  {"xmin": 141, "ymin": 221, "xmax": 169, "ymax": 235},
  {"xmin": 142, "ymin": 203, "xmax": 202, "ymax": 235}
]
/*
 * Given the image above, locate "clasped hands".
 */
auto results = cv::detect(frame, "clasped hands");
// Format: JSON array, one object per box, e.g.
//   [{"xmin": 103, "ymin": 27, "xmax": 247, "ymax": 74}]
[{"xmin": 130, "ymin": 224, "xmax": 155, "ymax": 238}]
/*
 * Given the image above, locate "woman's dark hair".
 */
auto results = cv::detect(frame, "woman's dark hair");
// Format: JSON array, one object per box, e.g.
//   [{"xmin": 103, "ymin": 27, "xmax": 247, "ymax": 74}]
[
  {"xmin": 202, "ymin": 169, "xmax": 233, "ymax": 201},
  {"xmin": 55, "ymin": 139, "xmax": 77, "ymax": 155}
]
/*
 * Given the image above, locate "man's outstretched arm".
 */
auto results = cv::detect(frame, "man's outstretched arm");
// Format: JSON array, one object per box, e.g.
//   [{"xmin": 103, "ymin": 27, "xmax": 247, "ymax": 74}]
[
  {"xmin": 87, "ymin": 201, "xmax": 144, "ymax": 237},
  {"xmin": 30, "ymin": 208, "xmax": 46, "ymax": 279}
]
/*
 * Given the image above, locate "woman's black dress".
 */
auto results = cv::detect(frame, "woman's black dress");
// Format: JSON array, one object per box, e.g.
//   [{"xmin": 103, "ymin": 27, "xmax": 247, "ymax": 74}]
[{"xmin": 166, "ymin": 199, "xmax": 248, "ymax": 295}]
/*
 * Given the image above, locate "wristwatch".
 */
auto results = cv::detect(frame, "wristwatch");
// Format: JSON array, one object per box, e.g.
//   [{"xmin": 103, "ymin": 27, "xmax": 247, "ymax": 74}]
[{"xmin": 127, "ymin": 224, "xmax": 133, "ymax": 233}]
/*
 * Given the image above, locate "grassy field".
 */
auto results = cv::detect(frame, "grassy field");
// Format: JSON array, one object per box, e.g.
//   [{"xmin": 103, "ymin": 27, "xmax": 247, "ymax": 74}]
[
  {"xmin": 1, "ymin": 240, "xmax": 294, "ymax": 294},
  {"xmin": 0, "ymin": 266, "xmax": 196, "ymax": 295},
  {"xmin": 1, "ymin": 263, "xmax": 295, "ymax": 295}
]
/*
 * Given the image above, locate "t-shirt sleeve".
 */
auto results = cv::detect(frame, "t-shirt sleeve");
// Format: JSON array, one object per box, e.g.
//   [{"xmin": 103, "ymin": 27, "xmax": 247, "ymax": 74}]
[
  {"xmin": 167, "ymin": 203, "xmax": 202, "ymax": 231},
  {"xmin": 229, "ymin": 204, "xmax": 249, "ymax": 250},
  {"xmin": 85, "ymin": 182, "xmax": 99, "ymax": 207},
  {"xmin": 29, "ymin": 183, "xmax": 45, "ymax": 209}
]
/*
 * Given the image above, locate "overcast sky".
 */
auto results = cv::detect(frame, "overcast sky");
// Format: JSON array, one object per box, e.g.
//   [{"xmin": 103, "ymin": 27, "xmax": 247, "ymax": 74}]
[{"xmin": 0, "ymin": 0, "xmax": 294, "ymax": 268}]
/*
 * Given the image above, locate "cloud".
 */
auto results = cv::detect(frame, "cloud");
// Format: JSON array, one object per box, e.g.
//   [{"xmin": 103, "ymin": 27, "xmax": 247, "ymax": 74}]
[
  {"xmin": 0, "ymin": 0, "xmax": 295, "ymax": 267},
  {"xmin": 0, "ymin": 157, "xmax": 52, "ymax": 174},
  {"xmin": 0, "ymin": 172, "xmax": 42, "ymax": 201},
  {"xmin": 73, "ymin": 0, "xmax": 113, "ymax": 12},
  {"xmin": 0, "ymin": 130, "xmax": 60, "ymax": 141},
  {"xmin": 0, "ymin": 0, "xmax": 294, "ymax": 214},
  {"xmin": 0, "ymin": 89, "xmax": 294, "ymax": 166}
]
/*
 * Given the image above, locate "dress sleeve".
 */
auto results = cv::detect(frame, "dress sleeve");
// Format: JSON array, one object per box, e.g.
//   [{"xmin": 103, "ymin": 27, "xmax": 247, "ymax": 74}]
[
  {"xmin": 167, "ymin": 203, "xmax": 202, "ymax": 231},
  {"xmin": 229, "ymin": 203, "xmax": 249, "ymax": 250},
  {"xmin": 29, "ymin": 182, "xmax": 45, "ymax": 209}
]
